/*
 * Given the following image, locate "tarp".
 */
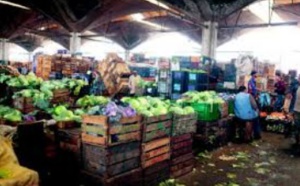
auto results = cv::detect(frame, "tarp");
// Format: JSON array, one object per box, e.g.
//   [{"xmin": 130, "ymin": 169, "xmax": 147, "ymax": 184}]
[{"xmin": 0, "ymin": 137, "xmax": 39, "ymax": 186}]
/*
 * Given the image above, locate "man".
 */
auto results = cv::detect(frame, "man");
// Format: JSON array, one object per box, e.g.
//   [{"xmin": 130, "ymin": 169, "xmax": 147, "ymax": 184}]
[
  {"xmin": 274, "ymin": 74, "xmax": 286, "ymax": 111},
  {"xmin": 288, "ymin": 75, "xmax": 299, "ymax": 112},
  {"xmin": 129, "ymin": 71, "xmax": 141, "ymax": 96},
  {"xmin": 293, "ymin": 84, "xmax": 300, "ymax": 146},
  {"xmin": 248, "ymin": 71, "xmax": 258, "ymax": 98},
  {"xmin": 234, "ymin": 86, "xmax": 260, "ymax": 142}
]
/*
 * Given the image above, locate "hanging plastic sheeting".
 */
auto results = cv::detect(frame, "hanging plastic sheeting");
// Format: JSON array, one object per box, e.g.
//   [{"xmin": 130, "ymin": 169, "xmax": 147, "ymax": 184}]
[
  {"xmin": 235, "ymin": 55, "xmax": 254, "ymax": 77},
  {"xmin": 259, "ymin": 92, "xmax": 271, "ymax": 108}
]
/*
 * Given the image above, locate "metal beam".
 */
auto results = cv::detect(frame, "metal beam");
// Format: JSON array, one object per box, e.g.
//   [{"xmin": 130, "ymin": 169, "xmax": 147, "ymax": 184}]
[{"xmin": 219, "ymin": 21, "xmax": 298, "ymax": 29}]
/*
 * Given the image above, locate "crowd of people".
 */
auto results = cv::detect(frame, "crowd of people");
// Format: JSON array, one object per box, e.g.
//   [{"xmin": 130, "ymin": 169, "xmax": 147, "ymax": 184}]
[{"xmin": 234, "ymin": 70, "xmax": 300, "ymax": 143}]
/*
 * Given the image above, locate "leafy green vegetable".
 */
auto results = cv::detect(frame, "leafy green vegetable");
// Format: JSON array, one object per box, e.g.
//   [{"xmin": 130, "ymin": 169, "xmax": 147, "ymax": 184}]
[{"xmin": 76, "ymin": 95, "xmax": 109, "ymax": 108}]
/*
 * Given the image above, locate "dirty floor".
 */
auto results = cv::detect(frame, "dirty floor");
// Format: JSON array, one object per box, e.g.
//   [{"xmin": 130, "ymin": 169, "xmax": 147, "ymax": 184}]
[{"xmin": 178, "ymin": 133, "xmax": 300, "ymax": 186}]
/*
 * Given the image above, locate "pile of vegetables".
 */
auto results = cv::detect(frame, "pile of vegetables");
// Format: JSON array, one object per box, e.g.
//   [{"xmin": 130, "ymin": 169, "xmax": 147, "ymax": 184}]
[
  {"xmin": 40, "ymin": 78, "xmax": 88, "ymax": 97},
  {"xmin": 0, "ymin": 105, "xmax": 22, "ymax": 122},
  {"xmin": 84, "ymin": 101, "xmax": 137, "ymax": 123},
  {"xmin": 122, "ymin": 96, "xmax": 195, "ymax": 117},
  {"xmin": 49, "ymin": 105, "xmax": 81, "ymax": 122},
  {"xmin": 179, "ymin": 91, "xmax": 225, "ymax": 104},
  {"xmin": 6, "ymin": 72, "xmax": 43, "ymax": 88},
  {"xmin": 13, "ymin": 89, "xmax": 53, "ymax": 110},
  {"xmin": 0, "ymin": 74, "xmax": 11, "ymax": 83},
  {"xmin": 76, "ymin": 95, "xmax": 109, "ymax": 107},
  {"xmin": 62, "ymin": 78, "xmax": 88, "ymax": 96}
]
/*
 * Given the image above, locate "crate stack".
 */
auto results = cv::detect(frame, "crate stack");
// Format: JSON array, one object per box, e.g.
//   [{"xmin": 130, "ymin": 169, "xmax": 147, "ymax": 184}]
[
  {"xmin": 81, "ymin": 115, "xmax": 142, "ymax": 186},
  {"xmin": 141, "ymin": 114, "xmax": 172, "ymax": 186},
  {"xmin": 186, "ymin": 72, "xmax": 209, "ymax": 92},
  {"xmin": 158, "ymin": 70, "xmax": 171, "ymax": 98},
  {"xmin": 36, "ymin": 55, "xmax": 52, "ymax": 80},
  {"xmin": 98, "ymin": 54, "xmax": 131, "ymax": 96},
  {"xmin": 157, "ymin": 58, "xmax": 171, "ymax": 99},
  {"xmin": 51, "ymin": 55, "xmax": 92, "ymax": 76},
  {"xmin": 170, "ymin": 113, "xmax": 197, "ymax": 178},
  {"xmin": 171, "ymin": 71, "xmax": 188, "ymax": 100},
  {"xmin": 193, "ymin": 102, "xmax": 230, "ymax": 150},
  {"xmin": 51, "ymin": 88, "xmax": 70, "ymax": 105}
]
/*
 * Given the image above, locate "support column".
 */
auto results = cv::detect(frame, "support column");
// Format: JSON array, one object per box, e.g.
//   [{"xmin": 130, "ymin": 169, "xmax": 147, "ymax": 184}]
[
  {"xmin": 125, "ymin": 50, "xmax": 130, "ymax": 61},
  {"xmin": 0, "ymin": 39, "xmax": 9, "ymax": 64},
  {"xmin": 69, "ymin": 32, "xmax": 81, "ymax": 55},
  {"xmin": 202, "ymin": 21, "xmax": 218, "ymax": 59}
]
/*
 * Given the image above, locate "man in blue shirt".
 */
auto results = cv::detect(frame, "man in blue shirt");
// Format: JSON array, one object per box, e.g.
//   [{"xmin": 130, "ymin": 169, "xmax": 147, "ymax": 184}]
[{"xmin": 248, "ymin": 71, "xmax": 258, "ymax": 98}]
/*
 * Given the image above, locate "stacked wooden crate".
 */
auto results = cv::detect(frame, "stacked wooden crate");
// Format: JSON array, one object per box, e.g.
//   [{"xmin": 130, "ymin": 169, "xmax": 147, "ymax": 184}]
[
  {"xmin": 81, "ymin": 115, "xmax": 142, "ymax": 186},
  {"xmin": 57, "ymin": 128, "xmax": 82, "ymax": 161},
  {"xmin": 98, "ymin": 54, "xmax": 131, "ymax": 96},
  {"xmin": 36, "ymin": 55, "xmax": 52, "ymax": 80},
  {"xmin": 51, "ymin": 55, "xmax": 92, "ymax": 75},
  {"xmin": 170, "ymin": 114, "xmax": 197, "ymax": 178},
  {"xmin": 51, "ymin": 88, "xmax": 70, "ymax": 104},
  {"xmin": 141, "ymin": 114, "xmax": 172, "ymax": 186}
]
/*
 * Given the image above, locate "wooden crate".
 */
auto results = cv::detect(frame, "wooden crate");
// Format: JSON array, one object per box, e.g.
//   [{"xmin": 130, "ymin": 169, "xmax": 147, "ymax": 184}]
[
  {"xmin": 82, "ymin": 142, "xmax": 140, "ymax": 178},
  {"xmin": 170, "ymin": 153, "xmax": 195, "ymax": 178},
  {"xmin": 143, "ymin": 114, "xmax": 171, "ymax": 124},
  {"xmin": 81, "ymin": 115, "xmax": 142, "ymax": 146},
  {"xmin": 171, "ymin": 133, "xmax": 193, "ymax": 159},
  {"xmin": 141, "ymin": 137, "xmax": 171, "ymax": 168},
  {"xmin": 143, "ymin": 160, "xmax": 170, "ymax": 186},
  {"xmin": 82, "ymin": 168, "xmax": 142, "ymax": 186},
  {"xmin": 220, "ymin": 102, "xmax": 229, "ymax": 119},
  {"xmin": 13, "ymin": 97, "xmax": 35, "ymax": 114},
  {"xmin": 143, "ymin": 120, "xmax": 171, "ymax": 142},
  {"xmin": 172, "ymin": 113, "xmax": 197, "ymax": 137},
  {"xmin": 57, "ymin": 121, "xmax": 79, "ymax": 129},
  {"xmin": 57, "ymin": 128, "xmax": 82, "ymax": 160},
  {"xmin": 51, "ymin": 89, "xmax": 70, "ymax": 104}
]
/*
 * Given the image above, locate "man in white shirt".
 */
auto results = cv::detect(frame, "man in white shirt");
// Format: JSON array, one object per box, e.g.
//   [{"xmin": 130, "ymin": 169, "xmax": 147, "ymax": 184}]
[{"xmin": 129, "ymin": 71, "xmax": 141, "ymax": 96}]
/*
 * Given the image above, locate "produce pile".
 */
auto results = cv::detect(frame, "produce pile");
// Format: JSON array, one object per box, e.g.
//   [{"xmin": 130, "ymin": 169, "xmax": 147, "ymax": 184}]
[
  {"xmin": 6, "ymin": 72, "xmax": 43, "ymax": 88},
  {"xmin": 122, "ymin": 96, "xmax": 195, "ymax": 117},
  {"xmin": 0, "ymin": 105, "xmax": 22, "ymax": 122},
  {"xmin": 178, "ymin": 91, "xmax": 225, "ymax": 104}
]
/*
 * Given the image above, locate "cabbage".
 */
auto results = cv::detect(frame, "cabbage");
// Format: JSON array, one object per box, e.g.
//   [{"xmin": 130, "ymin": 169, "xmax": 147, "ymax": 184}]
[{"xmin": 184, "ymin": 106, "xmax": 195, "ymax": 114}]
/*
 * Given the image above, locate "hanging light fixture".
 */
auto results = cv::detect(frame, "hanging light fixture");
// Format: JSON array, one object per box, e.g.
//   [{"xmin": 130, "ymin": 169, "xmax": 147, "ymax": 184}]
[{"xmin": 0, "ymin": 0, "xmax": 30, "ymax": 10}]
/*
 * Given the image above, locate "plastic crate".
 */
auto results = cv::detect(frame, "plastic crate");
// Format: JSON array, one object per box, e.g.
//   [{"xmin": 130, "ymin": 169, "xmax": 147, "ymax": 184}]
[
  {"xmin": 191, "ymin": 103, "xmax": 220, "ymax": 121},
  {"xmin": 187, "ymin": 72, "xmax": 208, "ymax": 84},
  {"xmin": 228, "ymin": 100, "xmax": 234, "ymax": 115}
]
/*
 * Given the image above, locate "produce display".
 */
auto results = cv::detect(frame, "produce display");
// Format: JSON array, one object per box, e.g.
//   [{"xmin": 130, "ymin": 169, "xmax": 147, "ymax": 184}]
[
  {"xmin": 49, "ymin": 105, "xmax": 81, "ymax": 122},
  {"xmin": 179, "ymin": 91, "xmax": 225, "ymax": 104},
  {"xmin": 76, "ymin": 95, "xmax": 108, "ymax": 108},
  {"xmin": 122, "ymin": 96, "xmax": 195, "ymax": 117},
  {"xmin": 13, "ymin": 89, "xmax": 52, "ymax": 110},
  {"xmin": 0, "ymin": 105, "xmax": 22, "ymax": 122},
  {"xmin": 6, "ymin": 72, "xmax": 43, "ymax": 88},
  {"xmin": 41, "ymin": 78, "xmax": 87, "ymax": 96}
]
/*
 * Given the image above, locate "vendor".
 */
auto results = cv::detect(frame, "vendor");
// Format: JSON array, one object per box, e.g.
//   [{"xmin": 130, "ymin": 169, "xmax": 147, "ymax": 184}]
[
  {"xmin": 234, "ymin": 86, "xmax": 260, "ymax": 142},
  {"xmin": 293, "ymin": 84, "xmax": 300, "ymax": 145},
  {"xmin": 248, "ymin": 71, "xmax": 258, "ymax": 98},
  {"xmin": 274, "ymin": 74, "xmax": 286, "ymax": 111},
  {"xmin": 90, "ymin": 71, "xmax": 104, "ymax": 96},
  {"xmin": 288, "ymin": 75, "xmax": 299, "ymax": 112},
  {"xmin": 129, "ymin": 71, "xmax": 141, "ymax": 96}
]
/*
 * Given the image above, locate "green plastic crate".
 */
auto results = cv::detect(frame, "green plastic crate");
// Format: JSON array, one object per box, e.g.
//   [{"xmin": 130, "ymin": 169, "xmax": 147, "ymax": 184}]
[{"xmin": 191, "ymin": 103, "xmax": 220, "ymax": 121}]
